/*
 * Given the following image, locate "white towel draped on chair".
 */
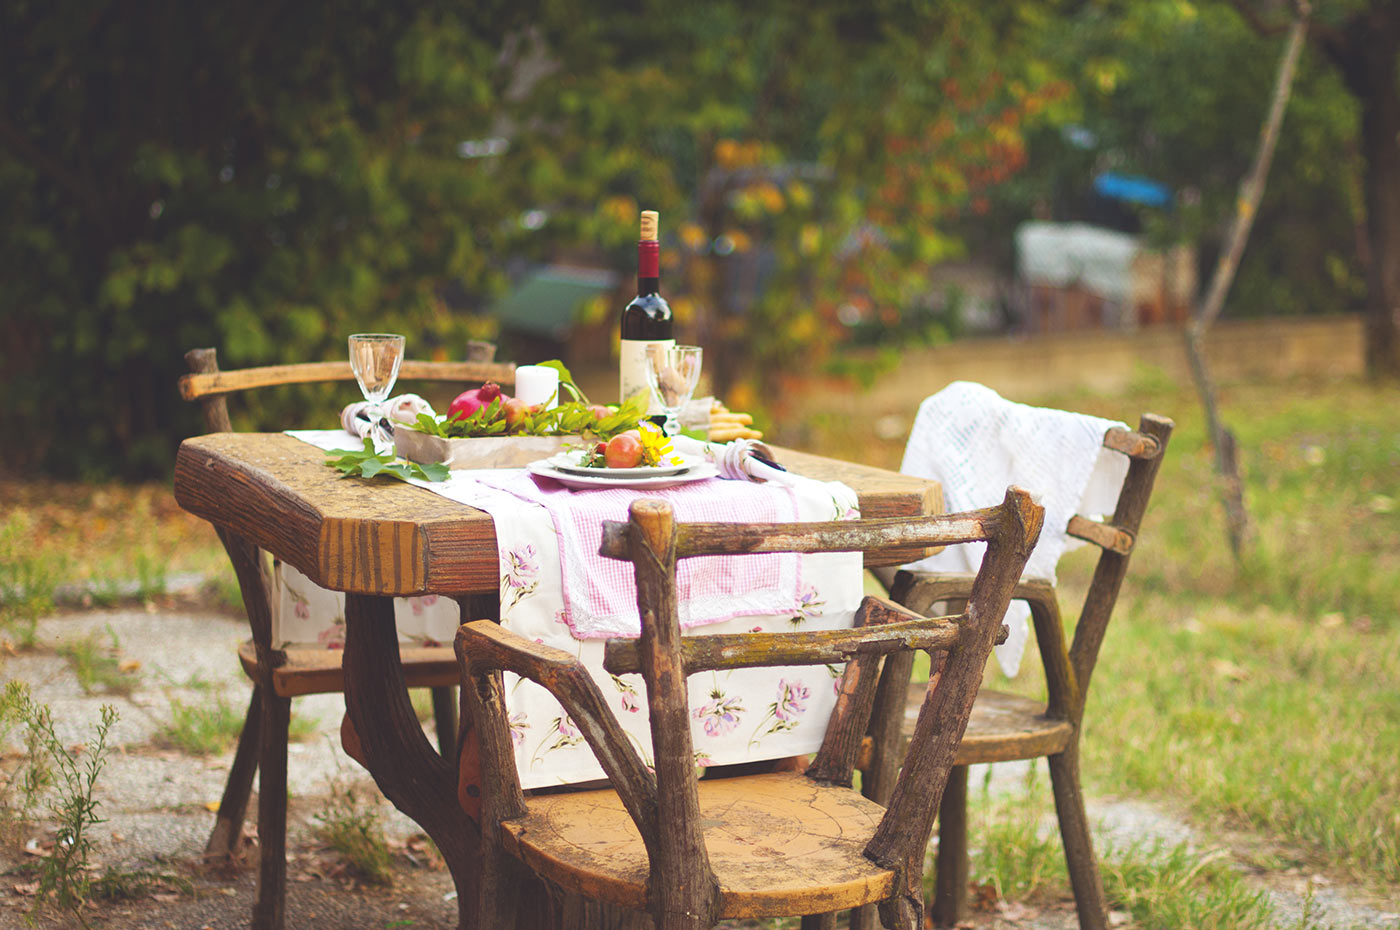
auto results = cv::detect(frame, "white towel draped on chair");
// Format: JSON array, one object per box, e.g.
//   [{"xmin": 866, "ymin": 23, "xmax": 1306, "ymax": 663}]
[{"xmin": 899, "ymin": 381, "xmax": 1128, "ymax": 676}]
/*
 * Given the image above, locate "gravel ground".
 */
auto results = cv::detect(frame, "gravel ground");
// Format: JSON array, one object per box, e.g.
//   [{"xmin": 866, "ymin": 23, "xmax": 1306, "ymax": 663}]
[{"xmin": 2, "ymin": 606, "xmax": 1396, "ymax": 929}]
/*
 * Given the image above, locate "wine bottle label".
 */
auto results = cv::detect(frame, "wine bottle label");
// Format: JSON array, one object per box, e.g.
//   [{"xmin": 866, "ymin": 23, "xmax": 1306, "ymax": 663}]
[{"xmin": 619, "ymin": 338, "xmax": 675, "ymax": 413}]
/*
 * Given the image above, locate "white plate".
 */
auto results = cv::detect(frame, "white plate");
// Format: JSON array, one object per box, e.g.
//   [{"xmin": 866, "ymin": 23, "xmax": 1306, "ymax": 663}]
[
  {"xmin": 545, "ymin": 451, "xmax": 694, "ymax": 478},
  {"xmin": 527, "ymin": 459, "xmax": 719, "ymax": 490}
]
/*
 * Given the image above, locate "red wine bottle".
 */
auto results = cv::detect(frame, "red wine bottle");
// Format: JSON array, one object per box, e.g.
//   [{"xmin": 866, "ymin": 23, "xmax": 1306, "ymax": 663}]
[{"xmin": 619, "ymin": 210, "xmax": 674, "ymax": 408}]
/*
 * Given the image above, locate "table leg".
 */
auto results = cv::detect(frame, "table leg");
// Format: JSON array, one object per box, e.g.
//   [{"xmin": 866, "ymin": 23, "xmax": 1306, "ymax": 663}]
[{"xmin": 342, "ymin": 593, "xmax": 481, "ymax": 930}]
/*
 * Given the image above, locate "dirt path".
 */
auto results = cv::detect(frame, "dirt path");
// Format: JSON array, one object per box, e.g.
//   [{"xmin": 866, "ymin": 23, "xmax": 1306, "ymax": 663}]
[{"xmin": 3, "ymin": 607, "xmax": 1396, "ymax": 930}]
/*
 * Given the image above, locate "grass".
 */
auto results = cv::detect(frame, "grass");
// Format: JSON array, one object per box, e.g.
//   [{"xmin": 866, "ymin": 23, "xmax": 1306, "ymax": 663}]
[
  {"xmin": 0, "ymin": 476, "xmax": 231, "ymax": 613},
  {"xmin": 956, "ymin": 772, "xmax": 1314, "ymax": 930},
  {"xmin": 55, "ymin": 624, "xmax": 142, "ymax": 696},
  {"xmin": 314, "ymin": 778, "xmax": 395, "ymax": 885},
  {"xmin": 154, "ymin": 694, "xmax": 319, "ymax": 755}
]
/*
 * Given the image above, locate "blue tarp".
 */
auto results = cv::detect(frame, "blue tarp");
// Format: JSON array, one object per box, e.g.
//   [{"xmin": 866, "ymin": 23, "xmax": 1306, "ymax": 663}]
[{"xmin": 1093, "ymin": 173, "xmax": 1172, "ymax": 208}]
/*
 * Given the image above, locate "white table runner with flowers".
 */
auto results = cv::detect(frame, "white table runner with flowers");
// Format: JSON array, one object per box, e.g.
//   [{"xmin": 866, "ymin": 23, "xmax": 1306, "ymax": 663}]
[{"xmin": 283, "ymin": 422, "xmax": 863, "ymax": 790}]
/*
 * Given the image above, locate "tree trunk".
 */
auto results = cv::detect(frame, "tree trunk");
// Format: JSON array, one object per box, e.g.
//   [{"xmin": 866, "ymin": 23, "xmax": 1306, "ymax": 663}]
[{"xmin": 1355, "ymin": 41, "xmax": 1400, "ymax": 377}]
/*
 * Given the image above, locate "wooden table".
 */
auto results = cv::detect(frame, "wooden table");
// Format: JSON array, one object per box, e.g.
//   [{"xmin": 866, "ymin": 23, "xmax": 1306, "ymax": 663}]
[{"xmin": 173, "ymin": 432, "xmax": 941, "ymax": 930}]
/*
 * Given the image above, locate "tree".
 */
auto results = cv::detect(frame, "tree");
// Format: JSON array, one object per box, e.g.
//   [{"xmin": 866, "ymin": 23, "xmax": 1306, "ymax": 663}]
[
  {"xmin": 2, "ymin": 0, "xmax": 1065, "ymax": 476},
  {"xmin": 1230, "ymin": 0, "xmax": 1400, "ymax": 377},
  {"xmin": 0, "ymin": 1, "xmax": 537, "ymax": 476}
]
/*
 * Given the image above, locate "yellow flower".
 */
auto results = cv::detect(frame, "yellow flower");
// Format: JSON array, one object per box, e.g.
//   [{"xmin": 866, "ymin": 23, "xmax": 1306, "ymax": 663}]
[{"xmin": 637, "ymin": 422, "xmax": 680, "ymax": 466}]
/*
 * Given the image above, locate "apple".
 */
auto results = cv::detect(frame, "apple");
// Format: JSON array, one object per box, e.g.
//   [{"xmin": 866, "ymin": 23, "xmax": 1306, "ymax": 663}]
[
  {"xmin": 588, "ymin": 404, "xmax": 611, "ymax": 420},
  {"xmin": 605, "ymin": 433, "xmax": 644, "ymax": 468},
  {"xmin": 501, "ymin": 397, "xmax": 529, "ymax": 430}
]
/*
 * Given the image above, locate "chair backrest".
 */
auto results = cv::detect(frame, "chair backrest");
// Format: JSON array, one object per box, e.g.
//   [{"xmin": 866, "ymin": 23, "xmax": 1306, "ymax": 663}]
[
  {"xmin": 460, "ymin": 488, "xmax": 1044, "ymax": 927},
  {"xmin": 890, "ymin": 412, "xmax": 1173, "ymax": 723},
  {"xmin": 179, "ymin": 342, "xmax": 516, "ymax": 433}
]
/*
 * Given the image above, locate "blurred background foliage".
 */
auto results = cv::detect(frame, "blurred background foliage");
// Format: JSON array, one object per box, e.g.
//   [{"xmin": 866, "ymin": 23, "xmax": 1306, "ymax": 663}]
[{"xmin": 0, "ymin": 0, "xmax": 1367, "ymax": 478}]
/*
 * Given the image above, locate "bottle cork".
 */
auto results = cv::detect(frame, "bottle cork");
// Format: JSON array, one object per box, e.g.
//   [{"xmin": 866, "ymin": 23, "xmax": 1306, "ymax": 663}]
[{"xmin": 639, "ymin": 210, "xmax": 658, "ymax": 242}]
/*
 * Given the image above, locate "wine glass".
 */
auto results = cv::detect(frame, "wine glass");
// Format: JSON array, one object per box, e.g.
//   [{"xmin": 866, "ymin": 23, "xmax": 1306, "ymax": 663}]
[
  {"xmin": 348, "ymin": 333, "xmax": 405, "ymax": 451},
  {"xmin": 644, "ymin": 344, "xmax": 703, "ymax": 437}
]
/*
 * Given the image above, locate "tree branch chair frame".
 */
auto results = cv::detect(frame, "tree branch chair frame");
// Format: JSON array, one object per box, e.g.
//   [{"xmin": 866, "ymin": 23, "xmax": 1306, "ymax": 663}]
[
  {"xmin": 860, "ymin": 413, "xmax": 1173, "ymax": 930},
  {"xmin": 456, "ymin": 488, "xmax": 1043, "ymax": 930},
  {"xmin": 180, "ymin": 344, "xmax": 514, "ymax": 930}
]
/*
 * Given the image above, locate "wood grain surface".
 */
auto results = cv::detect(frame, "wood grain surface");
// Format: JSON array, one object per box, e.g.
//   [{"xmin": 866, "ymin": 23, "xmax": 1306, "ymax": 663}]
[
  {"xmin": 174, "ymin": 433, "xmax": 942, "ymax": 597},
  {"xmin": 500, "ymin": 772, "xmax": 897, "ymax": 918}
]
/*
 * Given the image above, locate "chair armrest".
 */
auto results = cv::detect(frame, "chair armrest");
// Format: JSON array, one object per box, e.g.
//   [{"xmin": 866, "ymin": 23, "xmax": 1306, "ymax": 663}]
[
  {"xmin": 891, "ymin": 570, "xmax": 1056, "ymax": 614},
  {"xmin": 455, "ymin": 621, "xmax": 658, "ymax": 840},
  {"xmin": 890, "ymin": 570, "xmax": 1078, "ymax": 719}
]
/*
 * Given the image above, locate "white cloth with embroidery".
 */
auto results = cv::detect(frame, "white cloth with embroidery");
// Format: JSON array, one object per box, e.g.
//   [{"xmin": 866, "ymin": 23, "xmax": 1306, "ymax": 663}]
[
  {"xmin": 898, "ymin": 382, "xmax": 1128, "ymax": 677},
  {"xmin": 283, "ymin": 429, "xmax": 862, "ymax": 788}
]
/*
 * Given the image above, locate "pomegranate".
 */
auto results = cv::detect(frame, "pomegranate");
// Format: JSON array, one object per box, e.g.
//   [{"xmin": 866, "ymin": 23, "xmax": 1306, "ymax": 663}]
[{"xmin": 447, "ymin": 382, "xmax": 504, "ymax": 421}]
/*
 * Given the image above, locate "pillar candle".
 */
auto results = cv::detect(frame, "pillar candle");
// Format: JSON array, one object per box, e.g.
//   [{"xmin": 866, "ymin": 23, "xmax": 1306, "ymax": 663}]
[{"xmin": 513, "ymin": 365, "xmax": 560, "ymax": 409}]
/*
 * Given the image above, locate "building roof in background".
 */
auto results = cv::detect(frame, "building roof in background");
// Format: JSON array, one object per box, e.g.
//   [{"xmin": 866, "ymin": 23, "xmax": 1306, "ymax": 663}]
[{"xmin": 492, "ymin": 265, "xmax": 619, "ymax": 339}]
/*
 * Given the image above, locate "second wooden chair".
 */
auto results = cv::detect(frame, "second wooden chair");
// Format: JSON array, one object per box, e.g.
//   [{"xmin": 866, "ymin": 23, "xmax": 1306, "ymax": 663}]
[{"xmin": 456, "ymin": 488, "xmax": 1044, "ymax": 930}]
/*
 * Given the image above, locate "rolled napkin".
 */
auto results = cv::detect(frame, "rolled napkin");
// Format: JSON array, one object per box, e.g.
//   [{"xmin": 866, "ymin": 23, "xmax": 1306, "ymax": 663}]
[
  {"xmin": 340, "ymin": 394, "xmax": 435, "ymax": 443},
  {"xmin": 672, "ymin": 436, "xmax": 860, "ymax": 519}
]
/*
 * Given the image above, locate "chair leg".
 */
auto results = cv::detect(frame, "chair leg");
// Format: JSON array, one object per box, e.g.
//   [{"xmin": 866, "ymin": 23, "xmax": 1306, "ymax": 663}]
[
  {"xmin": 1048, "ymin": 745, "xmax": 1109, "ymax": 930},
  {"xmin": 931, "ymin": 764, "xmax": 970, "ymax": 928},
  {"xmin": 252, "ymin": 689, "xmax": 291, "ymax": 930},
  {"xmin": 204, "ymin": 686, "xmax": 261, "ymax": 864},
  {"xmin": 800, "ymin": 913, "xmax": 837, "ymax": 930},
  {"xmin": 430, "ymin": 685, "xmax": 458, "ymax": 759}
]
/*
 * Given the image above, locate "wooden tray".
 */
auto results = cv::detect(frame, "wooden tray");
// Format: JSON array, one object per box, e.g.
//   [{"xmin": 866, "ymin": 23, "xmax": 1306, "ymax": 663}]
[{"xmin": 394, "ymin": 427, "xmax": 580, "ymax": 469}]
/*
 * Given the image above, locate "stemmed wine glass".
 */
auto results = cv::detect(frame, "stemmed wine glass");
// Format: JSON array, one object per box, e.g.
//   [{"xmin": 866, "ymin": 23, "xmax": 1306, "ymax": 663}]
[
  {"xmin": 644, "ymin": 344, "xmax": 703, "ymax": 437},
  {"xmin": 348, "ymin": 333, "xmax": 405, "ymax": 451}
]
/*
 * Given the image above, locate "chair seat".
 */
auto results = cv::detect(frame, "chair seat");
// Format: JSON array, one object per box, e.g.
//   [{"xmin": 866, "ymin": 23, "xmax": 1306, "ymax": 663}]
[
  {"xmin": 237, "ymin": 640, "xmax": 459, "ymax": 698},
  {"xmin": 903, "ymin": 683, "xmax": 1074, "ymax": 765},
  {"xmin": 500, "ymin": 771, "xmax": 897, "ymax": 918}
]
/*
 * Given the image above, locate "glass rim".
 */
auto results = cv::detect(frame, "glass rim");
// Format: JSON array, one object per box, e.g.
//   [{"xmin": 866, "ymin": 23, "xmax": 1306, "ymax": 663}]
[{"xmin": 348, "ymin": 333, "xmax": 405, "ymax": 341}]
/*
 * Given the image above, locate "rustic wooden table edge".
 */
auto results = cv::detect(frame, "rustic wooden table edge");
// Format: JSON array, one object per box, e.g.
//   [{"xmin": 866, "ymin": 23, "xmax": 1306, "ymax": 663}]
[{"xmin": 174, "ymin": 432, "xmax": 942, "ymax": 598}]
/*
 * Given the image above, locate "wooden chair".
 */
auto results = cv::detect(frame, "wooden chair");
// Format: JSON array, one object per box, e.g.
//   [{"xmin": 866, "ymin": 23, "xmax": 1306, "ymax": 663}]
[
  {"xmin": 455, "ymin": 488, "xmax": 1044, "ymax": 930},
  {"xmin": 179, "ymin": 344, "xmax": 514, "ymax": 929},
  {"xmin": 859, "ymin": 413, "xmax": 1173, "ymax": 930}
]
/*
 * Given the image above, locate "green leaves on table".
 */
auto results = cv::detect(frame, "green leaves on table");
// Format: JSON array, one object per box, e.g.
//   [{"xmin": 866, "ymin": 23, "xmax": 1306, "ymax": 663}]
[{"xmin": 325, "ymin": 438, "xmax": 449, "ymax": 483}]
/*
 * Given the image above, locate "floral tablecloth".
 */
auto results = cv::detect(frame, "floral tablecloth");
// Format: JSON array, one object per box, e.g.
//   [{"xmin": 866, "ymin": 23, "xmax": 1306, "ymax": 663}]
[{"xmin": 282, "ymin": 430, "xmax": 863, "ymax": 788}]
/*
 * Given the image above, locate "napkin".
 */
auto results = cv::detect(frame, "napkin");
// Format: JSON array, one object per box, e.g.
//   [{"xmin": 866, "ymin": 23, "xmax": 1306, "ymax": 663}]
[
  {"xmin": 340, "ymin": 394, "xmax": 435, "ymax": 445},
  {"xmin": 672, "ymin": 437, "xmax": 860, "ymax": 519},
  {"xmin": 898, "ymin": 381, "xmax": 1128, "ymax": 676}
]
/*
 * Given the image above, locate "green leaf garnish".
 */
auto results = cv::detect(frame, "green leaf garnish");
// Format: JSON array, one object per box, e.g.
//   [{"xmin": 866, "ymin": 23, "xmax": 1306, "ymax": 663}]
[{"xmin": 325, "ymin": 438, "xmax": 449, "ymax": 483}]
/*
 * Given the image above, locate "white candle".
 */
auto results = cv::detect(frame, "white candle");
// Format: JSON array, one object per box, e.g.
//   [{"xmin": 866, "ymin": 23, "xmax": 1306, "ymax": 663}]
[{"xmin": 513, "ymin": 365, "xmax": 560, "ymax": 409}]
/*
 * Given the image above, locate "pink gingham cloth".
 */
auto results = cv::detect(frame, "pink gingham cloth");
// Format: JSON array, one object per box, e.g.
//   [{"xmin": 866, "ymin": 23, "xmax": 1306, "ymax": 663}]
[{"xmin": 472, "ymin": 470, "xmax": 803, "ymax": 639}]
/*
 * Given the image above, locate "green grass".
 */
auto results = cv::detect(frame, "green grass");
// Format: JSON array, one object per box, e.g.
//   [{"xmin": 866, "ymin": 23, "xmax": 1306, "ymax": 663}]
[
  {"xmin": 314, "ymin": 779, "xmax": 394, "ymax": 885},
  {"xmin": 154, "ymin": 695, "xmax": 319, "ymax": 755},
  {"xmin": 0, "ymin": 511, "xmax": 64, "ymax": 649},
  {"xmin": 56, "ymin": 625, "xmax": 142, "ymax": 696},
  {"xmin": 955, "ymin": 774, "xmax": 1291, "ymax": 930}
]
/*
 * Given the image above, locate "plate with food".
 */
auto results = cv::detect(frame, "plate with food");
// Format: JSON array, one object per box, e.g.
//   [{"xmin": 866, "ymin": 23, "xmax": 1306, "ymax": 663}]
[
  {"xmin": 545, "ymin": 450, "xmax": 694, "ymax": 478},
  {"xmin": 526, "ymin": 458, "xmax": 718, "ymax": 490}
]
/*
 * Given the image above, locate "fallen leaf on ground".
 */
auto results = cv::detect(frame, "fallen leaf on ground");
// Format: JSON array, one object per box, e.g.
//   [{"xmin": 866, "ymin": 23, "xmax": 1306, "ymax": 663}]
[{"xmin": 12, "ymin": 883, "xmax": 38, "ymax": 896}]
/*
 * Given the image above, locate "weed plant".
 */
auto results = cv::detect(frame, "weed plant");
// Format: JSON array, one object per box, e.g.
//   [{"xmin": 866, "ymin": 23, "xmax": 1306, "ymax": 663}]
[
  {"xmin": 2, "ymin": 683, "xmax": 117, "ymax": 928},
  {"xmin": 56, "ymin": 624, "xmax": 141, "ymax": 695},
  {"xmin": 154, "ymin": 698, "xmax": 247, "ymax": 755},
  {"xmin": 314, "ymin": 778, "xmax": 394, "ymax": 885},
  {"xmin": 155, "ymin": 694, "xmax": 318, "ymax": 755}
]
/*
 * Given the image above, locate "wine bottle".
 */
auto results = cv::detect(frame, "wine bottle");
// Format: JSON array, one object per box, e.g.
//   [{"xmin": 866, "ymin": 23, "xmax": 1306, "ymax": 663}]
[{"xmin": 619, "ymin": 209, "xmax": 674, "ymax": 409}]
